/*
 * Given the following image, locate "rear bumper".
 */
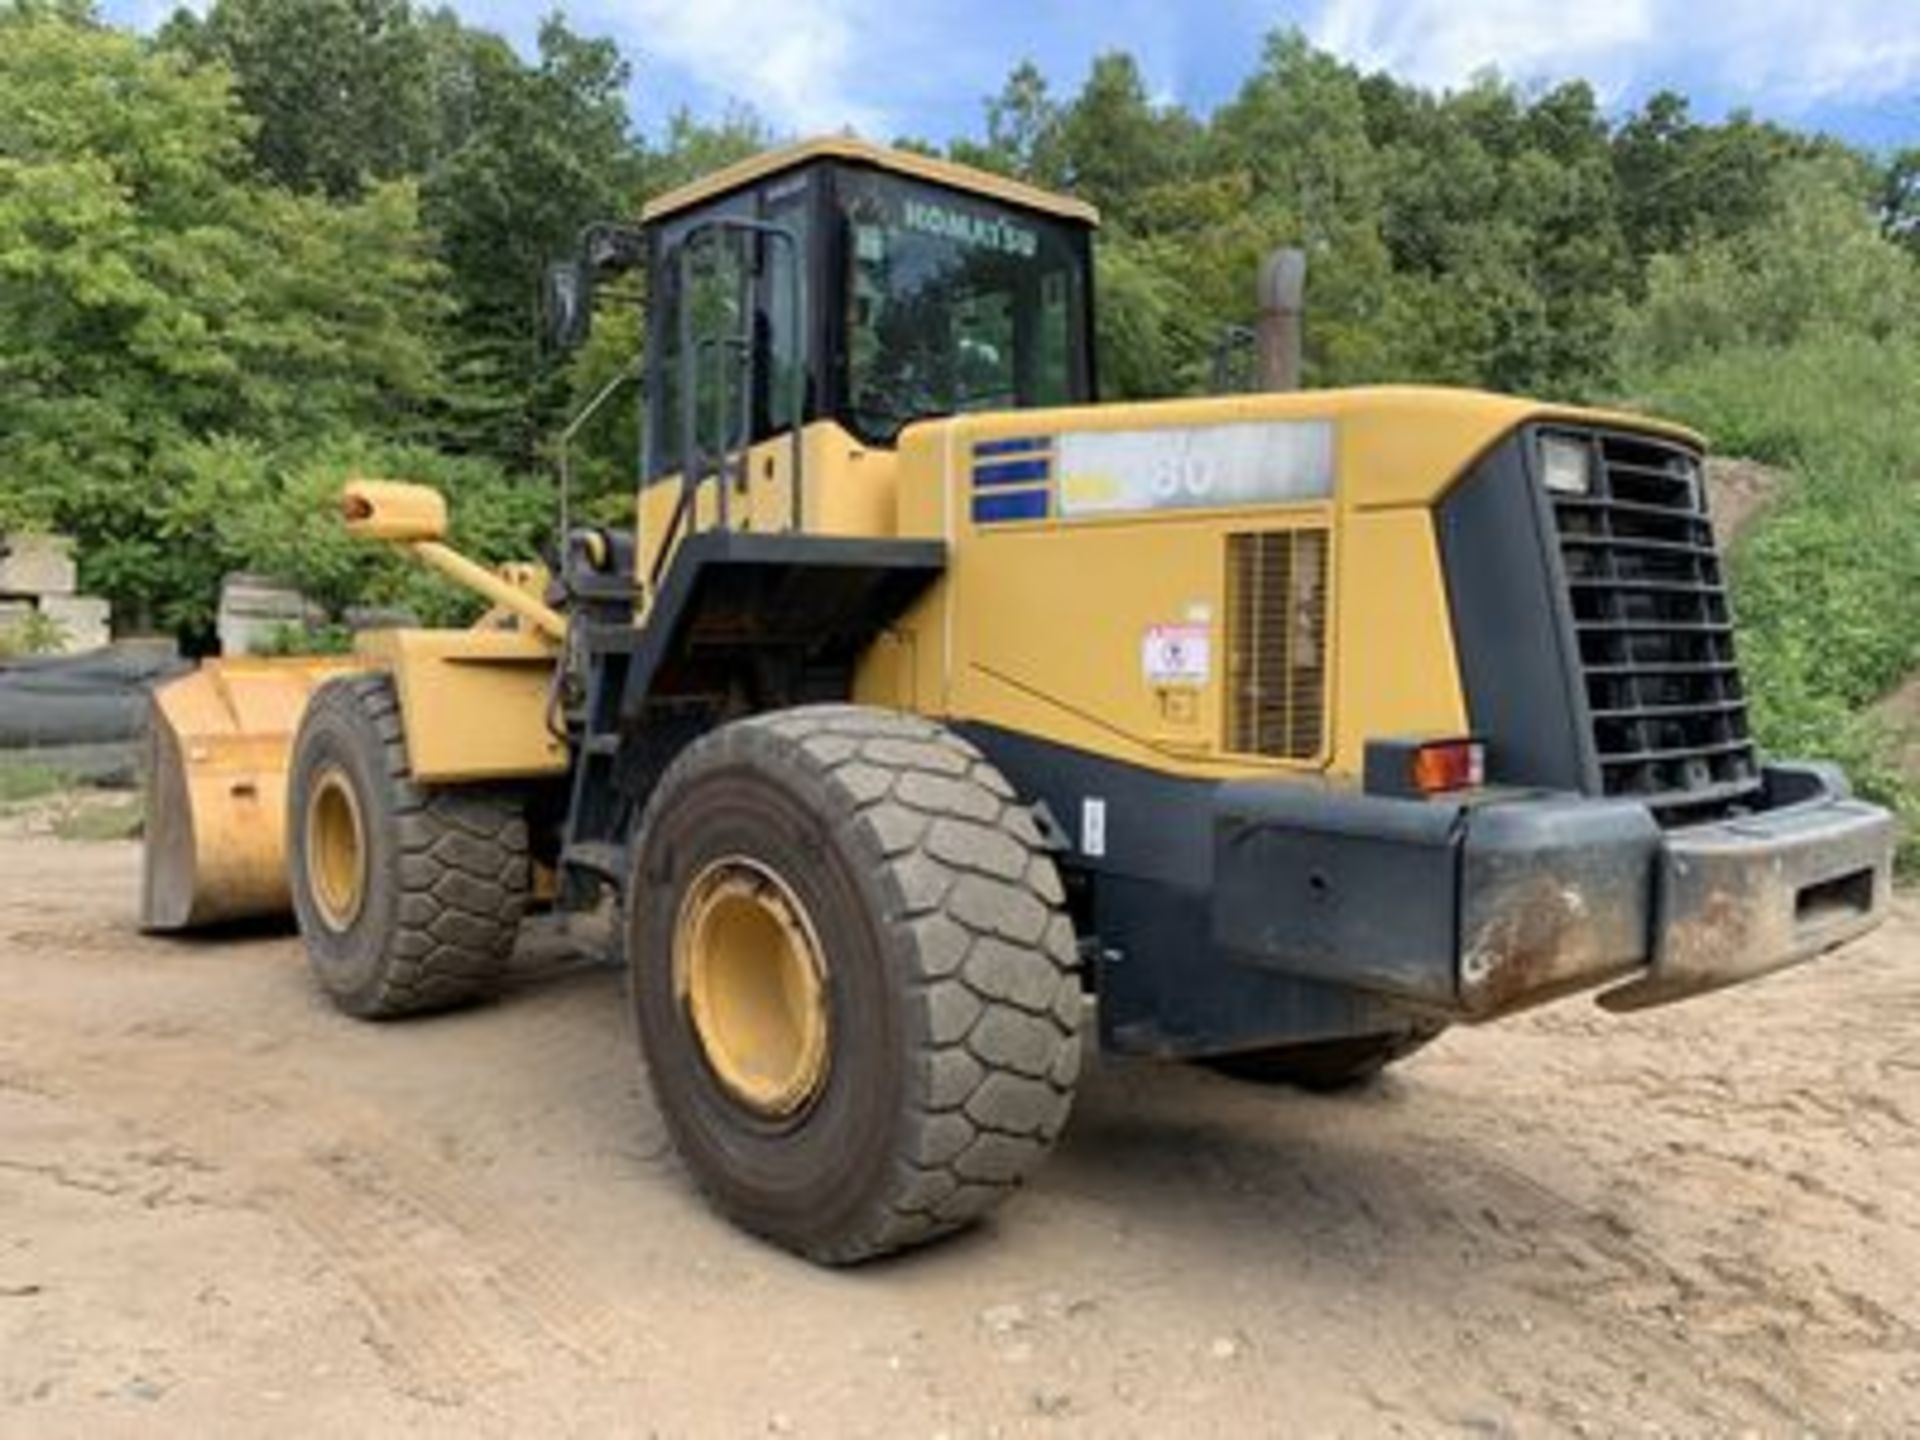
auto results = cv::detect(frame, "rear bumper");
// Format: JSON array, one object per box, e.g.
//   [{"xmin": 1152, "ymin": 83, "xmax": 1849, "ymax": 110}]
[
  {"xmin": 1599, "ymin": 766, "xmax": 1893, "ymax": 1011},
  {"xmin": 1214, "ymin": 762, "xmax": 1894, "ymax": 1021}
]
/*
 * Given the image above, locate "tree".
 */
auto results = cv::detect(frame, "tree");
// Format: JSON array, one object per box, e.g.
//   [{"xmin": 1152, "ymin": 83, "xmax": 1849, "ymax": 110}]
[
  {"xmin": 0, "ymin": 6, "xmax": 453, "ymax": 631},
  {"xmin": 1623, "ymin": 158, "xmax": 1919, "ymax": 371},
  {"xmin": 159, "ymin": 0, "xmax": 434, "ymax": 198},
  {"xmin": 416, "ymin": 14, "xmax": 642, "ymax": 463},
  {"xmin": 949, "ymin": 61, "xmax": 1062, "ymax": 184},
  {"xmin": 642, "ymin": 106, "xmax": 774, "ymax": 195},
  {"xmin": 1049, "ymin": 54, "xmax": 1198, "ymax": 224},
  {"xmin": 1883, "ymin": 148, "xmax": 1920, "ymax": 255},
  {"xmin": 163, "ymin": 0, "xmax": 645, "ymax": 468},
  {"xmin": 1608, "ymin": 93, "xmax": 1838, "ymax": 267}
]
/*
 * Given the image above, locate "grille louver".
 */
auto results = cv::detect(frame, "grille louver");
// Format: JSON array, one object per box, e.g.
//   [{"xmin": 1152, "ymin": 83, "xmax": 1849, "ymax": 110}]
[
  {"xmin": 1225, "ymin": 529, "xmax": 1329, "ymax": 760},
  {"xmin": 1545, "ymin": 430, "xmax": 1760, "ymax": 816}
]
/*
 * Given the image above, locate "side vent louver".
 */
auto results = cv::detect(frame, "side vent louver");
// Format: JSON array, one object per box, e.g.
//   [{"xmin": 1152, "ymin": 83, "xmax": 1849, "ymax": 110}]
[{"xmin": 1225, "ymin": 529, "xmax": 1329, "ymax": 760}]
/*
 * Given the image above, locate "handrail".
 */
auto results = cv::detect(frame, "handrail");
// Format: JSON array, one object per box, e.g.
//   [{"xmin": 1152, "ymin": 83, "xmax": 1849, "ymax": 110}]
[
  {"xmin": 650, "ymin": 216, "xmax": 805, "ymax": 590},
  {"xmin": 556, "ymin": 357, "xmax": 644, "ymax": 542}
]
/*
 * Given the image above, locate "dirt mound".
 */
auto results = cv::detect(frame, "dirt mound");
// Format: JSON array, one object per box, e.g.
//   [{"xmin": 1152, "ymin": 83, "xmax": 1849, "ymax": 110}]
[
  {"xmin": 1870, "ymin": 672, "xmax": 1920, "ymax": 780},
  {"xmin": 1705, "ymin": 455, "xmax": 1785, "ymax": 550}
]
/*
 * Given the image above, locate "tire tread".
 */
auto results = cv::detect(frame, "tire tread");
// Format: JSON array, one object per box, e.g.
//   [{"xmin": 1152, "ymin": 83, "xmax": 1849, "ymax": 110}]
[
  {"xmin": 641, "ymin": 704, "xmax": 1082, "ymax": 1263},
  {"xmin": 296, "ymin": 675, "xmax": 528, "ymax": 1018}
]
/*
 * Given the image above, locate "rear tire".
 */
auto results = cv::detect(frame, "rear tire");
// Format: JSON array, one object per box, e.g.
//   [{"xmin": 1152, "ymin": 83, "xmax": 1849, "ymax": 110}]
[
  {"xmin": 287, "ymin": 674, "xmax": 529, "ymax": 1019},
  {"xmin": 1204, "ymin": 1027, "xmax": 1442, "ymax": 1092},
  {"xmin": 630, "ymin": 705, "xmax": 1082, "ymax": 1264}
]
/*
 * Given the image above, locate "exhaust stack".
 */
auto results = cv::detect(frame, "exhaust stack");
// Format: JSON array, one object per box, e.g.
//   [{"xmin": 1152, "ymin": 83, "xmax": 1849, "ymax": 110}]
[{"xmin": 1256, "ymin": 247, "xmax": 1307, "ymax": 392}]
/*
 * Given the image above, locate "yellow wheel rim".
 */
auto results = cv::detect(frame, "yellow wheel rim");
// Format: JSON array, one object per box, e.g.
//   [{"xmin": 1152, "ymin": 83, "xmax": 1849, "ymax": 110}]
[
  {"xmin": 675, "ymin": 858, "xmax": 830, "ymax": 1119},
  {"xmin": 306, "ymin": 766, "xmax": 368, "ymax": 932}
]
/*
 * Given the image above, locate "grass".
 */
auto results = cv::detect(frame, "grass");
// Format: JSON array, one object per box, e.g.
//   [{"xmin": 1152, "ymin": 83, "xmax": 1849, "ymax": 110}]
[
  {"xmin": 0, "ymin": 762, "xmax": 72, "ymax": 807},
  {"xmin": 0, "ymin": 760, "xmax": 143, "ymax": 841},
  {"xmin": 51, "ymin": 795, "xmax": 145, "ymax": 842}
]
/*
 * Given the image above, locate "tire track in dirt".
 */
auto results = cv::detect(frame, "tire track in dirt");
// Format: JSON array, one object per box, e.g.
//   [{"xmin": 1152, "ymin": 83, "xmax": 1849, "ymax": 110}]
[
  {"xmin": 4, "ymin": 835, "xmax": 1917, "ymax": 1435},
  {"xmin": 0, "ymin": 1012, "xmax": 638, "ymax": 1407}
]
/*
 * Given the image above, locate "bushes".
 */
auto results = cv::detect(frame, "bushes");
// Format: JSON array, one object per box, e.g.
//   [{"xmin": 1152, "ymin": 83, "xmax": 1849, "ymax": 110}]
[
  {"xmin": 0, "ymin": 610, "xmax": 67, "ymax": 659},
  {"xmin": 161, "ymin": 435, "xmax": 552, "ymax": 641}
]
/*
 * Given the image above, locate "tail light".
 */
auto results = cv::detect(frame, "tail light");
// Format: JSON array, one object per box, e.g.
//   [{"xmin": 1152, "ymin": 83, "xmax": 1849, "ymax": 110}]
[{"xmin": 1365, "ymin": 737, "xmax": 1487, "ymax": 799}]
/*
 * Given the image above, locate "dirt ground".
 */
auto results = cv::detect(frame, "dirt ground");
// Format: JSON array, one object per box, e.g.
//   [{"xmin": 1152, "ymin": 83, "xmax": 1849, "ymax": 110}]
[
  {"xmin": 1, "ymin": 834, "xmax": 1916, "ymax": 1439},
  {"xmin": 1704, "ymin": 456, "xmax": 1784, "ymax": 551},
  {"xmin": 1871, "ymin": 674, "xmax": 1920, "ymax": 782}
]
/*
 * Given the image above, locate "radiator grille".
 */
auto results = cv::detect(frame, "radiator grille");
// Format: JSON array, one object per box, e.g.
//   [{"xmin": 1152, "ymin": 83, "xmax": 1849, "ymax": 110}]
[
  {"xmin": 1545, "ymin": 429, "xmax": 1760, "ymax": 815},
  {"xmin": 1225, "ymin": 529, "xmax": 1329, "ymax": 760}
]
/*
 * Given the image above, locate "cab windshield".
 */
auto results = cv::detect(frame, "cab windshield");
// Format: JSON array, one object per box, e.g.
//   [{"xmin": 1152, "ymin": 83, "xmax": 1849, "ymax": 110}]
[{"xmin": 837, "ymin": 170, "xmax": 1091, "ymax": 444}]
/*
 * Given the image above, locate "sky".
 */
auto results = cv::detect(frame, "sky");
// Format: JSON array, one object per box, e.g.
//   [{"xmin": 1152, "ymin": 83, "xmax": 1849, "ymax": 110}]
[{"xmin": 107, "ymin": 0, "xmax": 1920, "ymax": 153}]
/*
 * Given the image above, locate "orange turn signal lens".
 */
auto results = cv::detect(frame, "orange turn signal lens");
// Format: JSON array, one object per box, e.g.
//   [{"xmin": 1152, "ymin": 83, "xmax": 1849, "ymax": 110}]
[{"xmin": 1410, "ymin": 739, "xmax": 1486, "ymax": 795}]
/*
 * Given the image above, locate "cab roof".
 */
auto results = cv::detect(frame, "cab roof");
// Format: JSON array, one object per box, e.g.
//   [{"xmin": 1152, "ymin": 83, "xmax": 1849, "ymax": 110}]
[{"xmin": 639, "ymin": 135, "xmax": 1101, "ymax": 228}]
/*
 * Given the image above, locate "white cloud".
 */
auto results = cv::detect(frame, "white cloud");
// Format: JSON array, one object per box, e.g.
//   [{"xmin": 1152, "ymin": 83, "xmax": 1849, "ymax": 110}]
[
  {"xmin": 581, "ymin": 0, "xmax": 892, "ymax": 136},
  {"xmin": 1311, "ymin": 0, "xmax": 1651, "ymax": 94},
  {"xmin": 125, "ymin": 0, "xmax": 208, "ymax": 26},
  {"xmin": 1309, "ymin": 0, "xmax": 1920, "ymax": 108},
  {"xmin": 1704, "ymin": 3, "xmax": 1920, "ymax": 105}
]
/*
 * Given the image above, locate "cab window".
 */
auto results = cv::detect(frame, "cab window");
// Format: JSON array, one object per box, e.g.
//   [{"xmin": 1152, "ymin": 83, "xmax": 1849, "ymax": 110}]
[
  {"xmin": 836, "ymin": 169, "xmax": 1090, "ymax": 445},
  {"xmin": 647, "ymin": 177, "xmax": 814, "ymax": 480}
]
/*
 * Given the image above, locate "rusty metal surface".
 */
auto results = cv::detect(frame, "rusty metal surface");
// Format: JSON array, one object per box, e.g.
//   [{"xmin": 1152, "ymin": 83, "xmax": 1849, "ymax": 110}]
[
  {"xmin": 1599, "ymin": 795, "xmax": 1894, "ymax": 1012},
  {"xmin": 1455, "ymin": 797, "xmax": 1657, "ymax": 1019}
]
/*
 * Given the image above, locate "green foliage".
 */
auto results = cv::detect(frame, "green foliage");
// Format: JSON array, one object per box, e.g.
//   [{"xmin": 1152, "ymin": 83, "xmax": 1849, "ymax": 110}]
[
  {"xmin": 1624, "ymin": 160, "xmax": 1917, "ymax": 369},
  {"xmin": 1885, "ymin": 148, "xmax": 1920, "ymax": 254},
  {"xmin": 250, "ymin": 620, "xmax": 354, "ymax": 657},
  {"xmin": 0, "ymin": 609, "xmax": 68, "ymax": 658},
  {"xmin": 157, "ymin": 433, "xmax": 550, "ymax": 634},
  {"xmin": 0, "ymin": 9, "xmax": 453, "ymax": 629},
  {"xmin": 0, "ymin": 761, "xmax": 69, "ymax": 806},
  {"xmin": 158, "ymin": 0, "xmax": 645, "ymax": 466},
  {"xmin": 52, "ymin": 793, "xmax": 145, "ymax": 842},
  {"xmin": 415, "ymin": 14, "xmax": 644, "ymax": 461},
  {"xmin": 159, "ymin": 0, "xmax": 434, "ymax": 198}
]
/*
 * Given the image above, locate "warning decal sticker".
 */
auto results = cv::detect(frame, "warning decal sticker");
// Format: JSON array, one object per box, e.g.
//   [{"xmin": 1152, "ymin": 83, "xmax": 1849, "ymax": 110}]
[{"xmin": 1142, "ymin": 623, "xmax": 1211, "ymax": 687}]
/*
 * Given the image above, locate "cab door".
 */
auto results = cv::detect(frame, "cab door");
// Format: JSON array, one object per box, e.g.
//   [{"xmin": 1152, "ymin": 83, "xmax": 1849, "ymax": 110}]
[{"xmin": 637, "ymin": 174, "xmax": 817, "ymax": 589}]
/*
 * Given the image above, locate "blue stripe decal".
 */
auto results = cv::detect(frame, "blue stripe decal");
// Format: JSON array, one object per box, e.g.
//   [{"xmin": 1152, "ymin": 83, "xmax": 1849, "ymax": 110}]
[
  {"xmin": 972, "ymin": 436, "xmax": 1050, "ymax": 459},
  {"xmin": 972, "ymin": 488, "xmax": 1049, "ymax": 524},
  {"xmin": 972, "ymin": 458, "xmax": 1051, "ymax": 488}
]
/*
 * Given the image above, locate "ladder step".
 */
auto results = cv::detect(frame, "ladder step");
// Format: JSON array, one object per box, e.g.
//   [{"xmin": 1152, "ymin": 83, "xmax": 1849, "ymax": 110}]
[{"xmin": 561, "ymin": 842, "xmax": 627, "ymax": 883}]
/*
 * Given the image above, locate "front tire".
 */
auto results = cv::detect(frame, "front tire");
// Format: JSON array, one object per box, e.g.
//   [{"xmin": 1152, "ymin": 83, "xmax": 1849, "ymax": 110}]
[
  {"xmin": 287, "ymin": 674, "xmax": 530, "ymax": 1019},
  {"xmin": 630, "ymin": 706, "xmax": 1082, "ymax": 1264}
]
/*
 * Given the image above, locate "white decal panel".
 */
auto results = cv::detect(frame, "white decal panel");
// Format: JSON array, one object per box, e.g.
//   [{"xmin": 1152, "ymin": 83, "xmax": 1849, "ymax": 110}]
[
  {"xmin": 1080, "ymin": 798, "xmax": 1107, "ymax": 858},
  {"xmin": 1055, "ymin": 420, "xmax": 1335, "ymax": 517},
  {"xmin": 1142, "ymin": 623, "xmax": 1211, "ymax": 687}
]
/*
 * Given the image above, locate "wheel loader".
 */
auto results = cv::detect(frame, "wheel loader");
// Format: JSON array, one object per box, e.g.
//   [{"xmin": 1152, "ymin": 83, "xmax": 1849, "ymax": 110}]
[{"xmin": 143, "ymin": 138, "xmax": 1895, "ymax": 1263}]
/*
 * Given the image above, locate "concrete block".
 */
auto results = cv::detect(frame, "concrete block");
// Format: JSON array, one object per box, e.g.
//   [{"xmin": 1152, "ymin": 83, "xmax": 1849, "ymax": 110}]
[
  {"xmin": 0, "ymin": 535, "xmax": 77, "ymax": 598},
  {"xmin": 218, "ymin": 572, "xmax": 322, "ymax": 656},
  {"xmin": 37, "ymin": 594, "xmax": 111, "ymax": 653},
  {"xmin": 0, "ymin": 600, "xmax": 33, "ymax": 633}
]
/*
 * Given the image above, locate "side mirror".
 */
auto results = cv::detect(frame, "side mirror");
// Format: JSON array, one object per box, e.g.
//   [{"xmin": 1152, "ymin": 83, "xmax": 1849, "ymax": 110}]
[{"xmin": 542, "ymin": 258, "xmax": 594, "ymax": 354}]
